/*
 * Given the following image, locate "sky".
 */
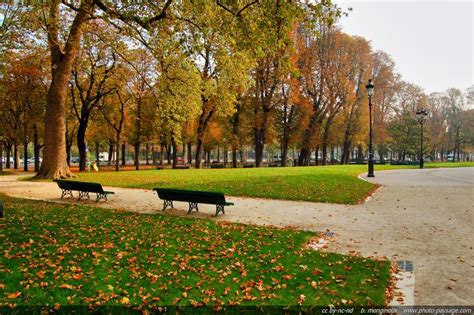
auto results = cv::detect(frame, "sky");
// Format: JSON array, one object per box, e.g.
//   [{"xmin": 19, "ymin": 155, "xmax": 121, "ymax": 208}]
[{"xmin": 333, "ymin": 0, "xmax": 473, "ymax": 95}]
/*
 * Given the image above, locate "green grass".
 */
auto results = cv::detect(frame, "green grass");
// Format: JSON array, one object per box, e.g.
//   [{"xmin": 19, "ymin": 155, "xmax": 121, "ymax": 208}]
[
  {"xmin": 0, "ymin": 196, "xmax": 390, "ymax": 309},
  {"xmin": 73, "ymin": 162, "xmax": 473, "ymax": 204}
]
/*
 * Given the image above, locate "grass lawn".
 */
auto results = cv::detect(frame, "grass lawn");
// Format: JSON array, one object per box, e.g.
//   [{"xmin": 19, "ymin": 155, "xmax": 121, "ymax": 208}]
[
  {"xmin": 0, "ymin": 196, "xmax": 390, "ymax": 310},
  {"xmin": 73, "ymin": 162, "xmax": 473, "ymax": 204}
]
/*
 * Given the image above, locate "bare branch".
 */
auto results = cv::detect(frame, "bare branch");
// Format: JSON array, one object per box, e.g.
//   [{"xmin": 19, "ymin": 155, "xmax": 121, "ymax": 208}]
[{"xmin": 216, "ymin": 0, "xmax": 258, "ymax": 17}]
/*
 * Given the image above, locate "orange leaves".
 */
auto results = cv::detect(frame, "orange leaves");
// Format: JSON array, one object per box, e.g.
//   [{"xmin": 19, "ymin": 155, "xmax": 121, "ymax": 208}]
[
  {"xmin": 59, "ymin": 283, "xmax": 75, "ymax": 290},
  {"xmin": 7, "ymin": 292, "xmax": 21, "ymax": 299}
]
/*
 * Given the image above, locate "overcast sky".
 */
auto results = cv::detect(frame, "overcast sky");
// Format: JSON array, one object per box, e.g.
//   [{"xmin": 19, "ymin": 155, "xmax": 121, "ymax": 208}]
[{"xmin": 333, "ymin": 0, "xmax": 473, "ymax": 95}]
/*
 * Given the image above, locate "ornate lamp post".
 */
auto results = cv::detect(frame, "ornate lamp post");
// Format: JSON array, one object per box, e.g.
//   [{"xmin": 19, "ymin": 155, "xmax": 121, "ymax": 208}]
[
  {"xmin": 416, "ymin": 108, "xmax": 429, "ymax": 169},
  {"xmin": 366, "ymin": 79, "xmax": 375, "ymax": 177}
]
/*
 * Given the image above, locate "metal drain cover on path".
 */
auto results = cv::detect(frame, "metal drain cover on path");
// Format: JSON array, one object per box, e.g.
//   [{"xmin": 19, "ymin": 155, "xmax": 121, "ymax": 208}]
[{"xmin": 397, "ymin": 260, "xmax": 414, "ymax": 272}]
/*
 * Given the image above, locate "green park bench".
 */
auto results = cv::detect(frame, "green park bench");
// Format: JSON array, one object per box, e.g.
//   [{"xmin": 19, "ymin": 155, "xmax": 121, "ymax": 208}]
[
  {"xmin": 55, "ymin": 179, "xmax": 115, "ymax": 202},
  {"xmin": 153, "ymin": 188, "xmax": 234, "ymax": 216}
]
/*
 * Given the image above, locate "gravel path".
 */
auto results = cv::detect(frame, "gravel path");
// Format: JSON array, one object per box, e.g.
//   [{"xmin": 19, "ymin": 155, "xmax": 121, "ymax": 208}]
[{"xmin": 0, "ymin": 167, "xmax": 472, "ymax": 305}]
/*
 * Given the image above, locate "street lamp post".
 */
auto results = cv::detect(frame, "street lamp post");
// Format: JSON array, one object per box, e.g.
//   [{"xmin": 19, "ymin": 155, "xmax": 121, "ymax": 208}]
[
  {"xmin": 366, "ymin": 79, "xmax": 375, "ymax": 177},
  {"xmin": 416, "ymin": 108, "xmax": 429, "ymax": 169}
]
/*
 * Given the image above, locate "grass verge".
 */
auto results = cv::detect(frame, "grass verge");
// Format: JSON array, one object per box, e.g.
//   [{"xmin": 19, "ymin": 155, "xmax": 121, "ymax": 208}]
[{"xmin": 0, "ymin": 196, "xmax": 390, "ymax": 310}]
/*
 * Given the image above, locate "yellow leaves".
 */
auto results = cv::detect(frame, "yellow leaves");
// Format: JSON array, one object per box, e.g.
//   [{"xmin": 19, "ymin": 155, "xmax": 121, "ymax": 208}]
[
  {"xmin": 7, "ymin": 292, "xmax": 21, "ymax": 299},
  {"xmin": 298, "ymin": 294, "xmax": 306, "ymax": 305},
  {"xmin": 119, "ymin": 297, "xmax": 130, "ymax": 304},
  {"xmin": 59, "ymin": 283, "xmax": 75, "ymax": 290},
  {"xmin": 107, "ymin": 285, "xmax": 114, "ymax": 291},
  {"xmin": 29, "ymin": 239, "xmax": 34, "ymax": 244},
  {"xmin": 310, "ymin": 281, "xmax": 318, "ymax": 288}
]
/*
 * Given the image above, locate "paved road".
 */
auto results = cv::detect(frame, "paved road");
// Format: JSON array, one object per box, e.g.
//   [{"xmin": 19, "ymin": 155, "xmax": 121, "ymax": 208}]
[{"xmin": 0, "ymin": 167, "xmax": 472, "ymax": 305}]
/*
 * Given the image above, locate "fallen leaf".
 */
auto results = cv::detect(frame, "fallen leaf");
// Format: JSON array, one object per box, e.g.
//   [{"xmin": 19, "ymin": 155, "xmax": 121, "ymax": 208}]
[{"xmin": 7, "ymin": 292, "xmax": 21, "ymax": 299}]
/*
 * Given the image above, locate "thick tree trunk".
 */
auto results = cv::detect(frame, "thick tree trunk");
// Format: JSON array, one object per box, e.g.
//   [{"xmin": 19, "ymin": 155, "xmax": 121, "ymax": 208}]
[
  {"xmin": 152, "ymin": 145, "xmax": 157, "ymax": 165},
  {"xmin": 342, "ymin": 140, "xmax": 351, "ymax": 165},
  {"xmin": 35, "ymin": 1, "xmax": 91, "ymax": 179}
]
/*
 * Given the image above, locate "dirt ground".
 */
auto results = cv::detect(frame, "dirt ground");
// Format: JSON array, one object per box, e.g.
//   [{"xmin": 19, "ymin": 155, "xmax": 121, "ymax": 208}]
[{"xmin": 0, "ymin": 167, "xmax": 472, "ymax": 305}]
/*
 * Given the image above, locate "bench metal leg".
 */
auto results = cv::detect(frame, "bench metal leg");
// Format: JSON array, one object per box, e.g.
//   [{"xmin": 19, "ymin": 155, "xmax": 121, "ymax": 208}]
[
  {"xmin": 188, "ymin": 202, "xmax": 199, "ymax": 214},
  {"xmin": 163, "ymin": 200, "xmax": 173, "ymax": 211},
  {"xmin": 96, "ymin": 193, "xmax": 108, "ymax": 202},
  {"xmin": 215, "ymin": 205, "xmax": 225, "ymax": 216},
  {"xmin": 77, "ymin": 191, "xmax": 90, "ymax": 201},
  {"xmin": 61, "ymin": 189, "xmax": 73, "ymax": 199}
]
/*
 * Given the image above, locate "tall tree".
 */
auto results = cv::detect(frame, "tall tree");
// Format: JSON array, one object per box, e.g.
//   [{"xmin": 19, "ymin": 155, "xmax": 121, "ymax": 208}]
[{"xmin": 33, "ymin": 0, "xmax": 173, "ymax": 179}]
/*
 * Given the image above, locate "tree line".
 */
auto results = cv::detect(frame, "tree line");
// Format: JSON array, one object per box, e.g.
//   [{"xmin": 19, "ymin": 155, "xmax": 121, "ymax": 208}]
[{"xmin": 0, "ymin": 1, "xmax": 472, "ymax": 178}]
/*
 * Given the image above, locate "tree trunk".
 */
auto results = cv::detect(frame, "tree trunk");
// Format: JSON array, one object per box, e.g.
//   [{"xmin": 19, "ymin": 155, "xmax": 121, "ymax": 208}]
[
  {"xmin": 160, "ymin": 143, "xmax": 164, "ymax": 166},
  {"xmin": 23, "ymin": 141, "xmax": 28, "ymax": 172},
  {"xmin": 152, "ymin": 145, "xmax": 156, "ymax": 165},
  {"xmin": 6, "ymin": 144, "xmax": 12, "ymax": 169},
  {"xmin": 232, "ymin": 148, "xmax": 238, "ymax": 168},
  {"xmin": 0, "ymin": 141, "xmax": 3, "ymax": 172},
  {"xmin": 33, "ymin": 125, "xmax": 40, "ymax": 172},
  {"xmin": 298, "ymin": 147, "xmax": 311, "ymax": 166},
  {"xmin": 66, "ymin": 142, "xmax": 72, "ymax": 167},
  {"xmin": 134, "ymin": 141, "xmax": 140, "ymax": 170},
  {"xmin": 35, "ymin": 1, "xmax": 91, "ymax": 179},
  {"xmin": 14, "ymin": 143, "xmax": 18, "ymax": 169},
  {"xmin": 195, "ymin": 138, "xmax": 204, "ymax": 168},
  {"xmin": 108, "ymin": 142, "xmax": 114, "ymax": 165},
  {"xmin": 187, "ymin": 142, "xmax": 192, "ymax": 165},
  {"xmin": 95, "ymin": 142, "xmax": 100, "ymax": 163},
  {"xmin": 115, "ymin": 134, "xmax": 120, "ymax": 172},
  {"xmin": 281, "ymin": 134, "xmax": 289, "ymax": 167},
  {"xmin": 77, "ymin": 121, "xmax": 88, "ymax": 171},
  {"xmin": 357, "ymin": 145, "xmax": 364, "ymax": 163},
  {"xmin": 171, "ymin": 136, "xmax": 178, "ymax": 169},
  {"xmin": 342, "ymin": 140, "xmax": 351, "ymax": 165},
  {"xmin": 166, "ymin": 144, "xmax": 172, "ymax": 165},
  {"xmin": 121, "ymin": 143, "xmax": 126, "ymax": 166},
  {"xmin": 145, "ymin": 143, "xmax": 150, "ymax": 165}
]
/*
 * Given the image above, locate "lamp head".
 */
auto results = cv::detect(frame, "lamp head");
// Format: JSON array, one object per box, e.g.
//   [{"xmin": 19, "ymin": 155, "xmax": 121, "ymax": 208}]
[{"xmin": 366, "ymin": 79, "xmax": 374, "ymax": 97}]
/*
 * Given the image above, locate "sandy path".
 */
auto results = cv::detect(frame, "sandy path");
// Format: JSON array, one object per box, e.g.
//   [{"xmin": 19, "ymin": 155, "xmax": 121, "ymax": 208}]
[{"xmin": 0, "ymin": 167, "xmax": 472, "ymax": 305}]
